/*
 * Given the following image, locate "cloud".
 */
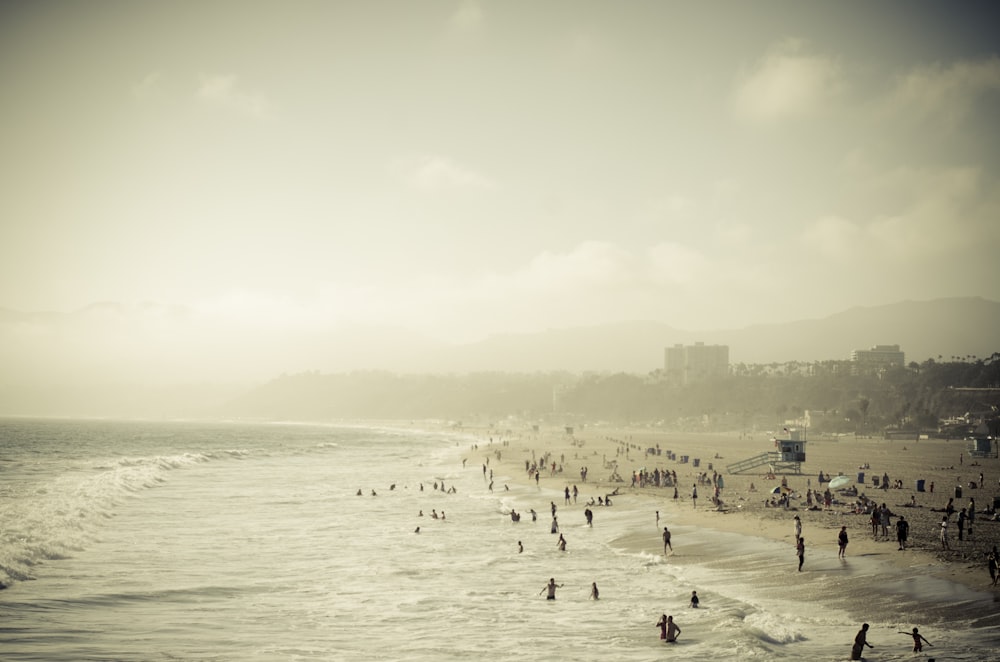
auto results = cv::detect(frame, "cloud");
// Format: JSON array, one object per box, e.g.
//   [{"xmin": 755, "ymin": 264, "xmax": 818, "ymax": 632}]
[
  {"xmin": 879, "ymin": 56, "xmax": 1000, "ymax": 127},
  {"xmin": 733, "ymin": 38, "xmax": 843, "ymax": 121},
  {"xmin": 197, "ymin": 74, "xmax": 270, "ymax": 119},
  {"xmin": 396, "ymin": 154, "xmax": 497, "ymax": 193},
  {"xmin": 449, "ymin": 0, "xmax": 484, "ymax": 33},
  {"xmin": 801, "ymin": 165, "xmax": 992, "ymax": 263},
  {"xmin": 131, "ymin": 72, "xmax": 163, "ymax": 101}
]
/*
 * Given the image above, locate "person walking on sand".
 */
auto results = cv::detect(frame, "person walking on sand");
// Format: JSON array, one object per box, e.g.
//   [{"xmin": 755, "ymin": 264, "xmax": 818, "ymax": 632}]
[
  {"xmin": 662, "ymin": 526, "xmax": 673, "ymax": 554},
  {"xmin": 838, "ymin": 525, "xmax": 849, "ymax": 558},
  {"xmin": 851, "ymin": 623, "xmax": 873, "ymax": 660},
  {"xmin": 793, "ymin": 514, "xmax": 802, "ymax": 541},
  {"xmin": 940, "ymin": 515, "xmax": 950, "ymax": 550},
  {"xmin": 691, "ymin": 484, "xmax": 698, "ymax": 508},
  {"xmin": 898, "ymin": 627, "xmax": 931, "ymax": 652},
  {"xmin": 896, "ymin": 515, "xmax": 909, "ymax": 550},
  {"xmin": 541, "ymin": 578, "xmax": 563, "ymax": 600},
  {"xmin": 796, "ymin": 536, "xmax": 805, "ymax": 571}
]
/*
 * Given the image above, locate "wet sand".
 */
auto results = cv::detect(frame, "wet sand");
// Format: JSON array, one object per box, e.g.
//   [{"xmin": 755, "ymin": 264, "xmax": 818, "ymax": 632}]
[{"xmin": 481, "ymin": 426, "xmax": 1000, "ymax": 594}]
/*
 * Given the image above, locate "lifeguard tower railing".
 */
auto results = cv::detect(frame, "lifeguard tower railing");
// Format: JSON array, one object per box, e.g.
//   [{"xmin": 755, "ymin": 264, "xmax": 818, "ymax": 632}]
[
  {"xmin": 726, "ymin": 451, "xmax": 804, "ymax": 475},
  {"xmin": 727, "ymin": 433, "xmax": 806, "ymax": 475}
]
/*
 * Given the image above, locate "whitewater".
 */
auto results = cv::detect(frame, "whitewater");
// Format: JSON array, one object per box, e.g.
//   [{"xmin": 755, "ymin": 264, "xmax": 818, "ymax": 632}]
[{"xmin": 1, "ymin": 418, "xmax": 997, "ymax": 661}]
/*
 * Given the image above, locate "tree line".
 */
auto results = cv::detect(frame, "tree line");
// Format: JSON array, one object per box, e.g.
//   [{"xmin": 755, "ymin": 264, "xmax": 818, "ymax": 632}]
[{"xmin": 223, "ymin": 354, "xmax": 1000, "ymax": 437}]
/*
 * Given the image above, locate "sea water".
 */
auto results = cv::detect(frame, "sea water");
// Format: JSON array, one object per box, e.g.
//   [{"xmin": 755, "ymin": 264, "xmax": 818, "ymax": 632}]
[{"xmin": 1, "ymin": 418, "xmax": 998, "ymax": 661}]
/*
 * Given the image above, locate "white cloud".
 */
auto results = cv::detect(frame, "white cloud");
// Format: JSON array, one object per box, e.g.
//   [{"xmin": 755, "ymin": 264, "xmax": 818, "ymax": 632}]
[
  {"xmin": 880, "ymin": 56, "xmax": 1000, "ymax": 127},
  {"xmin": 449, "ymin": 0, "xmax": 484, "ymax": 33},
  {"xmin": 131, "ymin": 72, "xmax": 163, "ymax": 101},
  {"xmin": 646, "ymin": 243, "xmax": 707, "ymax": 285},
  {"xmin": 733, "ymin": 38, "xmax": 843, "ymax": 121},
  {"xmin": 197, "ymin": 74, "xmax": 270, "ymax": 119},
  {"xmin": 801, "ymin": 214, "xmax": 860, "ymax": 260},
  {"xmin": 396, "ymin": 154, "xmax": 497, "ymax": 193},
  {"xmin": 801, "ymin": 165, "xmax": 991, "ymax": 263}
]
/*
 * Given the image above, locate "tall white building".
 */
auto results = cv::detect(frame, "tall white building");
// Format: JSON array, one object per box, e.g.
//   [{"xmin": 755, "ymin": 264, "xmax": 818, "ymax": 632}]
[
  {"xmin": 850, "ymin": 344, "xmax": 905, "ymax": 373},
  {"xmin": 664, "ymin": 342, "xmax": 729, "ymax": 384}
]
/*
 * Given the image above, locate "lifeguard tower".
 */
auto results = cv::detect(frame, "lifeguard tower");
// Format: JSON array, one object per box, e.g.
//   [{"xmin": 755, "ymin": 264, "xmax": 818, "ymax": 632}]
[{"xmin": 726, "ymin": 429, "xmax": 807, "ymax": 475}]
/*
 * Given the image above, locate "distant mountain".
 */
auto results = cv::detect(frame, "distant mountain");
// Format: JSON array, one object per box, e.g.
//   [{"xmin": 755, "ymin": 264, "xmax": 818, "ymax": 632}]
[
  {"xmin": 0, "ymin": 297, "xmax": 997, "ymax": 417},
  {"xmin": 433, "ymin": 297, "xmax": 1000, "ymax": 372}
]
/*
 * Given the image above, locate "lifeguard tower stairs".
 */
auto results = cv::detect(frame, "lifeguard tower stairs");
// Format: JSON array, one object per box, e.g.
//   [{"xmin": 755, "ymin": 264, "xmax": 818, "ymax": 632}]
[{"xmin": 727, "ymin": 430, "xmax": 807, "ymax": 475}]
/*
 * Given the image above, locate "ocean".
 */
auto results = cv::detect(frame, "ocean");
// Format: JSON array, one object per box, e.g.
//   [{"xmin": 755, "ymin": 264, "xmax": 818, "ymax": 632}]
[{"xmin": 1, "ymin": 418, "xmax": 998, "ymax": 661}]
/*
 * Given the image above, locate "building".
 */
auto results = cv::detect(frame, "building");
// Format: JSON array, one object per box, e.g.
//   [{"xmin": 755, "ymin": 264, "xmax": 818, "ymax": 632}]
[
  {"xmin": 850, "ymin": 344, "xmax": 905, "ymax": 374},
  {"xmin": 664, "ymin": 342, "xmax": 729, "ymax": 385}
]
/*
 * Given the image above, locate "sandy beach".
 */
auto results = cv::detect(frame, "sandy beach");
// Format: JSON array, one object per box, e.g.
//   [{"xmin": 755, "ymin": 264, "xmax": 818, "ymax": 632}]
[{"xmin": 483, "ymin": 426, "xmax": 1000, "ymax": 595}]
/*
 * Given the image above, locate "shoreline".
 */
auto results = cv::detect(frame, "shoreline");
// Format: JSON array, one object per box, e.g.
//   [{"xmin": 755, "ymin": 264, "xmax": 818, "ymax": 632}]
[{"xmin": 463, "ymin": 424, "xmax": 1000, "ymax": 597}]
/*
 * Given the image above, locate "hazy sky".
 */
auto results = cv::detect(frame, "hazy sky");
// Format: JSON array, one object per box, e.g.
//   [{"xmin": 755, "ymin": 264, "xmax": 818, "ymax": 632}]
[{"xmin": 2, "ymin": 1, "xmax": 999, "ymax": 343}]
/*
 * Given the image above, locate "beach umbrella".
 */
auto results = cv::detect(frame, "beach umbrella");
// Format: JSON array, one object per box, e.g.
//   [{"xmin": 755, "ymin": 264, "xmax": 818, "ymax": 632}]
[
  {"xmin": 828, "ymin": 475, "xmax": 851, "ymax": 489},
  {"xmin": 771, "ymin": 486, "xmax": 782, "ymax": 494}
]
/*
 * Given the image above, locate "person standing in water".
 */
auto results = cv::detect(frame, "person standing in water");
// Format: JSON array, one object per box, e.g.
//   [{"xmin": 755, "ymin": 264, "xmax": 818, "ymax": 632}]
[
  {"xmin": 656, "ymin": 614, "xmax": 680, "ymax": 642},
  {"xmin": 589, "ymin": 582, "xmax": 599, "ymax": 600},
  {"xmin": 690, "ymin": 590, "xmax": 699, "ymax": 608},
  {"xmin": 898, "ymin": 627, "xmax": 931, "ymax": 652},
  {"xmin": 541, "ymin": 578, "xmax": 563, "ymax": 600},
  {"xmin": 851, "ymin": 623, "xmax": 873, "ymax": 660},
  {"xmin": 662, "ymin": 527, "xmax": 673, "ymax": 554},
  {"xmin": 838, "ymin": 525, "xmax": 849, "ymax": 558}
]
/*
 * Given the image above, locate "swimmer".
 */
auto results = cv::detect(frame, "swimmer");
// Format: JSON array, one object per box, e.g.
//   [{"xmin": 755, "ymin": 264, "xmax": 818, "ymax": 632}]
[
  {"xmin": 590, "ymin": 582, "xmax": 599, "ymax": 600},
  {"xmin": 898, "ymin": 627, "xmax": 931, "ymax": 652},
  {"xmin": 414, "ymin": 526, "xmax": 420, "ymax": 534},
  {"xmin": 540, "ymin": 578, "xmax": 563, "ymax": 600},
  {"xmin": 518, "ymin": 540, "xmax": 523, "ymax": 554}
]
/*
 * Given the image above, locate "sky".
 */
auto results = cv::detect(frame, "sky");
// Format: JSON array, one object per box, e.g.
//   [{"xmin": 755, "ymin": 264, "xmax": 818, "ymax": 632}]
[{"xmin": 2, "ymin": 0, "xmax": 999, "ymax": 345}]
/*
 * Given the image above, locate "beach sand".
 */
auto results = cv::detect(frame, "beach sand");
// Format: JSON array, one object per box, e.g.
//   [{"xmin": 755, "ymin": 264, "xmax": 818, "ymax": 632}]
[{"xmin": 482, "ymin": 426, "xmax": 1000, "ymax": 594}]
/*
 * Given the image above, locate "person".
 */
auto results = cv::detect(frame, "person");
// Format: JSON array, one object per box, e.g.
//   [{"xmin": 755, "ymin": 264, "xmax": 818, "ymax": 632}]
[
  {"xmin": 662, "ymin": 526, "xmax": 673, "ymax": 554},
  {"xmin": 656, "ymin": 614, "xmax": 668, "ymax": 640},
  {"xmin": 690, "ymin": 590, "xmax": 699, "ymax": 608},
  {"xmin": 968, "ymin": 497, "xmax": 976, "ymax": 538},
  {"xmin": 541, "ymin": 578, "xmax": 563, "ymax": 600},
  {"xmin": 987, "ymin": 545, "xmax": 999, "ymax": 586},
  {"xmin": 838, "ymin": 525, "xmax": 849, "ymax": 558},
  {"xmin": 797, "ymin": 536, "xmax": 805, "ymax": 571},
  {"xmin": 793, "ymin": 515, "xmax": 802, "ymax": 541},
  {"xmin": 958, "ymin": 507, "xmax": 967, "ymax": 541},
  {"xmin": 590, "ymin": 582, "xmax": 599, "ymax": 600},
  {"xmin": 851, "ymin": 623, "xmax": 874, "ymax": 660},
  {"xmin": 896, "ymin": 515, "xmax": 909, "ymax": 550},
  {"xmin": 557, "ymin": 534, "xmax": 567, "ymax": 552},
  {"xmin": 692, "ymin": 484, "xmax": 698, "ymax": 508},
  {"xmin": 898, "ymin": 626, "xmax": 931, "ymax": 652},
  {"xmin": 656, "ymin": 614, "xmax": 681, "ymax": 642},
  {"xmin": 940, "ymin": 515, "xmax": 950, "ymax": 550},
  {"xmin": 518, "ymin": 540, "xmax": 523, "ymax": 554},
  {"xmin": 665, "ymin": 615, "xmax": 681, "ymax": 642}
]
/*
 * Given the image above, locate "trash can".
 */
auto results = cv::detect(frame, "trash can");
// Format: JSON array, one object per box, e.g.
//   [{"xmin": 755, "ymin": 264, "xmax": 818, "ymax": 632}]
[
  {"xmin": 916, "ymin": 479, "xmax": 925, "ymax": 492},
  {"xmin": 857, "ymin": 472, "xmax": 865, "ymax": 484},
  {"xmin": 955, "ymin": 485, "xmax": 963, "ymax": 499},
  {"xmin": 693, "ymin": 458, "xmax": 700, "ymax": 467},
  {"xmin": 680, "ymin": 455, "xmax": 689, "ymax": 463}
]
